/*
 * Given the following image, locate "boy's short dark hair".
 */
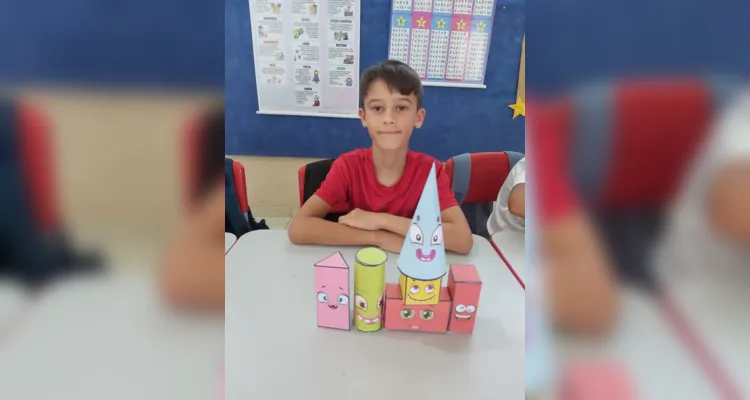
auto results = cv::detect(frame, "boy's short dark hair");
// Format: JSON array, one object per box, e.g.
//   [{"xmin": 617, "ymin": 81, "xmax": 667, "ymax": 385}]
[{"xmin": 359, "ymin": 60, "xmax": 424, "ymax": 109}]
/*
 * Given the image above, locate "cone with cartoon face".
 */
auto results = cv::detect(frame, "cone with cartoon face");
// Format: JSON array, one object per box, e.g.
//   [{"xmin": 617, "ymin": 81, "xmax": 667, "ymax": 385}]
[{"xmin": 397, "ymin": 163, "xmax": 447, "ymax": 305}]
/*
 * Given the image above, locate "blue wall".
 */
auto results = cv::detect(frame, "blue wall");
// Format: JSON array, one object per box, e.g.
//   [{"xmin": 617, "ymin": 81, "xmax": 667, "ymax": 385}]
[
  {"xmin": 0, "ymin": 0, "xmax": 223, "ymax": 87},
  {"xmin": 226, "ymin": 0, "xmax": 526, "ymax": 160},
  {"xmin": 526, "ymin": 0, "xmax": 750, "ymax": 96}
]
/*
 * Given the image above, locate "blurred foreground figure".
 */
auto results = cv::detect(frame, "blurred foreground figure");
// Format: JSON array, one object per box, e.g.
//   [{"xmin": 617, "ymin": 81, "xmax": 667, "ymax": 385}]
[
  {"xmin": 0, "ymin": 95, "xmax": 101, "ymax": 287},
  {"xmin": 160, "ymin": 102, "xmax": 224, "ymax": 311},
  {"xmin": 656, "ymin": 89, "xmax": 750, "ymax": 278},
  {"xmin": 530, "ymin": 78, "xmax": 742, "ymax": 335}
]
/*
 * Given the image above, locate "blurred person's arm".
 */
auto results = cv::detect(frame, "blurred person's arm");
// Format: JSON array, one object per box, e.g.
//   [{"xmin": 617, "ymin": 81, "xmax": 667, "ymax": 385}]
[
  {"xmin": 488, "ymin": 157, "xmax": 526, "ymax": 235},
  {"xmin": 528, "ymin": 103, "xmax": 618, "ymax": 335},
  {"xmin": 509, "ymin": 184, "xmax": 526, "ymax": 218},
  {"xmin": 543, "ymin": 211, "xmax": 620, "ymax": 335},
  {"xmin": 160, "ymin": 183, "xmax": 224, "ymax": 311}
]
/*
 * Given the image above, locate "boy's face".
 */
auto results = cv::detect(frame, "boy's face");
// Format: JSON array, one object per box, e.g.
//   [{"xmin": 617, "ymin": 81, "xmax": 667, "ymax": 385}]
[
  {"xmin": 359, "ymin": 79, "xmax": 425, "ymax": 151},
  {"xmin": 710, "ymin": 162, "xmax": 750, "ymax": 244}
]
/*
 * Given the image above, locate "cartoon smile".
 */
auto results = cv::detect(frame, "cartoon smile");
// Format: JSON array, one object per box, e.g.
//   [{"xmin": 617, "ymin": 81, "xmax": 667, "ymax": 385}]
[
  {"xmin": 407, "ymin": 293, "xmax": 436, "ymax": 303},
  {"xmin": 410, "ymin": 325, "xmax": 421, "ymax": 330},
  {"xmin": 416, "ymin": 248, "xmax": 436, "ymax": 262},
  {"xmin": 356, "ymin": 312, "xmax": 381, "ymax": 324},
  {"xmin": 454, "ymin": 314, "xmax": 472, "ymax": 320},
  {"xmin": 328, "ymin": 304, "xmax": 338, "ymax": 309}
]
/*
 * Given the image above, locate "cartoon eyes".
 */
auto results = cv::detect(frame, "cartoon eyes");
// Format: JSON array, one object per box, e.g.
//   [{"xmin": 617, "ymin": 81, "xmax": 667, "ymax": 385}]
[
  {"xmin": 337, "ymin": 294, "xmax": 349, "ymax": 305},
  {"xmin": 431, "ymin": 226, "xmax": 443, "ymax": 246},
  {"xmin": 455, "ymin": 304, "xmax": 476, "ymax": 313},
  {"xmin": 377, "ymin": 294, "xmax": 384, "ymax": 310},
  {"xmin": 317, "ymin": 292, "xmax": 328, "ymax": 303},
  {"xmin": 409, "ymin": 224, "xmax": 424, "ymax": 245},
  {"xmin": 409, "ymin": 285, "xmax": 420, "ymax": 294},
  {"xmin": 400, "ymin": 309, "xmax": 414, "ymax": 319},
  {"xmin": 410, "ymin": 224, "xmax": 442, "ymax": 246},
  {"xmin": 425, "ymin": 285, "xmax": 435, "ymax": 294},
  {"xmin": 420, "ymin": 310, "xmax": 435, "ymax": 320},
  {"xmin": 355, "ymin": 295, "xmax": 368, "ymax": 311}
]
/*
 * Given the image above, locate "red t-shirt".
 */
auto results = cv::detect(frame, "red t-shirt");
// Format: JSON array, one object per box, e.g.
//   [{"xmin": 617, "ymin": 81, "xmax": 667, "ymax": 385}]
[{"xmin": 315, "ymin": 148, "xmax": 459, "ymax": 218}]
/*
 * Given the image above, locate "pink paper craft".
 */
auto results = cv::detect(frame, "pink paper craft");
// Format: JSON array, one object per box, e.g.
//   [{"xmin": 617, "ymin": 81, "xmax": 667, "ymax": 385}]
[
  {"xmin": 315, "ymin": 251, "xmax": 351, "ymax": 330},
  {"xmin": 559, "ymin": 362, "xmax": 636, "ymax": 400}
]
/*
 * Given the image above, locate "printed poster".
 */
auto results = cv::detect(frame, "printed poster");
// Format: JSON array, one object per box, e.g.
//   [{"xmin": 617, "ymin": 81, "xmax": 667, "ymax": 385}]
[
  {"xmin": 249, "ymin": 0, "xmax": 361, "ymax": 118},
  {"xmin": 388, "ymin": 0, "xmax": 496, "ymax": 88}
]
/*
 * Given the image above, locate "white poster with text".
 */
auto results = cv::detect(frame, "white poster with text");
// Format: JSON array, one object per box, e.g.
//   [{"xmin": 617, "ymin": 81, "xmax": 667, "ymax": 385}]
[{"xmin": 249, "ymin": 0, "xmax": 361, "ymax": 118}]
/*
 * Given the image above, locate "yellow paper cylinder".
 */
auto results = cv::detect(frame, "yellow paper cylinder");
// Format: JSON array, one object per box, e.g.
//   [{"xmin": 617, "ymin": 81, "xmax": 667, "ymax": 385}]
[{"xmin": 353, "ymin": 247, "xmax": 387, "ymax": 332}]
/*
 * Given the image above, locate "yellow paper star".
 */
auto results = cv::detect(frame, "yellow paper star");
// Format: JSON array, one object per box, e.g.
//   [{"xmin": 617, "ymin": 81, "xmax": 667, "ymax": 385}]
[
  {"xmin": 437, "ymin": 18, "xmax": 446, "ymax": 29},
  {"xmin": 417, "ymin": 17, "xmax": 427, "ymax": 28},
  {"xmin": 456, "ymin": 20, "xmax": 466, "ymax": 30},
  {"xmin": 477, "ymin": 21, "xmax": 486, "ymax": 31},
  {"xmin": 508, "ymin": 96, "xmax": 525, "ymax": 119},
  {"xmin": 397, "ymin": 16, "xmax": 406, "ymax": 27}
]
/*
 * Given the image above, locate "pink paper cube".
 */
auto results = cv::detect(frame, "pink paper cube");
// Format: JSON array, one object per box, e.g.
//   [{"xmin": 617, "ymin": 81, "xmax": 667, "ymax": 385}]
[{"xmin": 559, "ymin": 362, "xmax": 636, "ymax": 400}]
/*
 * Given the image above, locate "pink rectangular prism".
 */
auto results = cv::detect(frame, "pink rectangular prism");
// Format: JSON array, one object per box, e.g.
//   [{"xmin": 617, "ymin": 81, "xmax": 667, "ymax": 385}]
[
  {"xmin": 315, "ymin": 251, "xmax": 350, "ymax": 330},
  {"xmin": 384, "ymin": 283, "xmax": 451, "ymax": 333},
  {"xmin": 447, "ymin": 264, "xmax": 482, "ymax": 333}
]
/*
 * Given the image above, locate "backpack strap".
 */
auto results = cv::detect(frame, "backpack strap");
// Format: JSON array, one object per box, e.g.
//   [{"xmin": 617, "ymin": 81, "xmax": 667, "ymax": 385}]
[
  {"xmin": 506, "ymin": 151, "xmax": 524, "ymax": 170},
  {"xmin": 451, "ymin": 153, "xmax": 472, "ymax": 205},
  {"xmin": 708, "ymin": 75, "xmax": 743, "ymax": 116},
  {"xmin": 571, "ymin": 82, "xmax": 614, "ymax": 204}
]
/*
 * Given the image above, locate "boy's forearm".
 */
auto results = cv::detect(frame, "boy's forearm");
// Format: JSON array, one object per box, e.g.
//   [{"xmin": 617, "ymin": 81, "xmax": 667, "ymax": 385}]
[
  {"xmin": 379, "ymin": 213, "xmax": 472, "ymax": 255},
  {"xmin": 288, "ymin": 216, "xmax": 379, "ymax": 247}
]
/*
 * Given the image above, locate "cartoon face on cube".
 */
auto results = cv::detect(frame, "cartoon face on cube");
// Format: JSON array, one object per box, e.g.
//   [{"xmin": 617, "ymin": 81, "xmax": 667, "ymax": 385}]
[
  {"xmin": 384, "ymin": 283, "xmax": 451, "ymax": 333},
  {"xmin": 397, "ymin": 163, "xmax": 447, "ymax": 305},
  {"xmin": 314, "ymin": 252, "xmax": 350, "ymax": 330},
  {"xmin": 447, "ymin": 264, "xmax": 482, "ymax": 333},
  {"xmin": 399, "ymin": 273, "xmax": 442, "ymax": 305},
  {"xmin": 353, "ymin": 247, "xmax": 387, "ymax": 332}
]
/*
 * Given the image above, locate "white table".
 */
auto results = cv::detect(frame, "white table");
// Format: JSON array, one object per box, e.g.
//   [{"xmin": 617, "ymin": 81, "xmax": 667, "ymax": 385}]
[
  {"xmin": 225, "ymin": 230, "xmax": 524, "ymax": 400},
  {"xmin": 490, "ymin": 230, "xmax": 525, "ymax": 288},
  {"xmin": 225, "ymin": 232, "xmax": 237, "ymax": 254},
  {"xmin": 554, "ymin": 288, "xmax": 718, "ymax": 399},
  {"xmin": 0, "ymin": 274, "xmax": 224, "ymax": 400},
  {"xmin": 665, "ymin": 273, "xmax": 750, "ymax": 399},
  {"xmin": 0, "ymin": 280, "xmax": 28, "ymax": 337}
]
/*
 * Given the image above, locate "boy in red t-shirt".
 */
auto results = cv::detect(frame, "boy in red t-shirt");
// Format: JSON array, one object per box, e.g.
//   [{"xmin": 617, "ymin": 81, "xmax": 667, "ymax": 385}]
[{"xmin": 288, "ymin": 60, "xmax": 473, "ymax": 254}]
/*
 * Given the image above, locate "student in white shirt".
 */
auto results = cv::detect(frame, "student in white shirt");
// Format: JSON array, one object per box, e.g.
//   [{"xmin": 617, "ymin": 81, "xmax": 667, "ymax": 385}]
[
  {"xmin": 487, "ymin": 157, "xmax": 526, "ymax": 235},
  {"xmin": 655, "ymin": 89, "xmax": 750, "ymax": 281}
]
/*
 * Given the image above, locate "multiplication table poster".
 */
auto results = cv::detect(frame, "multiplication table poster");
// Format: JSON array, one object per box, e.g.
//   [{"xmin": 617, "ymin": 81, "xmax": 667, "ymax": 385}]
[{"xmin": 388, "ymin": 0, "xmax": 496, "ymax": 88}]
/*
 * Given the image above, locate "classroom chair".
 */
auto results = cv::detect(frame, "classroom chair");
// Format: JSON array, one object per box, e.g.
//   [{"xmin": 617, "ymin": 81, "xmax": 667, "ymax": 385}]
[
  {"xmin": 225, "ymin": 157, "xmax": 268, "ymax": 236},
  {"xmin": 231, "ymin": 160, "xmax": 250, "ymax": 216},
  {"xmin": 297, "ymin": 159, "xmax": 350, "ymax": 222},
  {"xmin": 5, "ymin": 99, "xmax": 102, "ymax": 282},
  {"xmin": 531, "ymin": 76, "xmax": 743, "ymax": 288},
  {"xmin": 445, "ymin": 151, "xmax": 524, "ymax": 239},
  {"xmin": 16, "ymin": 102, "xmax": 60, "ymax": 234}
]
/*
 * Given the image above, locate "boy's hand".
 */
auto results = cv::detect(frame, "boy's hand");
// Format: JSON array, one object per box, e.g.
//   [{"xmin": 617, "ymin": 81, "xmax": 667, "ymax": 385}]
[
  {"xmin": 375, "ymin": 230, "xmax": 404, "ymax": 254},
  {"xmin": 339, "ymin": 209, "xmax": 383, "ymax": 231}
]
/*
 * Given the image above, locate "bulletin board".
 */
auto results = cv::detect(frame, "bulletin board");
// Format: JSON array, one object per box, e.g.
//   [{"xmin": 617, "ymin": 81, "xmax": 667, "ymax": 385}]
[{"xmin": 226, "ymin": 0, "xmax": 526, "ymax": 160}]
